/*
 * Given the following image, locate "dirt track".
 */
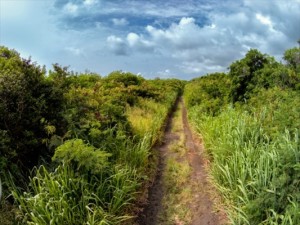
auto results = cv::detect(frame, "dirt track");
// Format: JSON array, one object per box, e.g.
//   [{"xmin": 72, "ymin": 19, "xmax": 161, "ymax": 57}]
[{"xmin": 137, "ymin": 98, "xmax": 227, "ymax": 225}]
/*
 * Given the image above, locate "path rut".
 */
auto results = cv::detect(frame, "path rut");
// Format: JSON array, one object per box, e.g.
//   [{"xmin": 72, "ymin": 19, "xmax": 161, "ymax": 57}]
[{"xmin": 136, "ymin": 98, "xmax": 227, "ymax": 225}]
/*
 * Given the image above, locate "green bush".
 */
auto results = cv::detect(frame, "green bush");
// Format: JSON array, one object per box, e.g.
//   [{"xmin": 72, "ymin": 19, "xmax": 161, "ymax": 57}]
[{"xmin": 184, "ymin": 73, "xmax": 231, "ymax": 116}]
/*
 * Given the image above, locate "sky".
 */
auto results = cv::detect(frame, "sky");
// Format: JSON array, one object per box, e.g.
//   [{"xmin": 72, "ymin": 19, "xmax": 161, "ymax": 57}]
[{"xmin": 0, "ymin": 0, "xmax": 299, "ymax": 79}]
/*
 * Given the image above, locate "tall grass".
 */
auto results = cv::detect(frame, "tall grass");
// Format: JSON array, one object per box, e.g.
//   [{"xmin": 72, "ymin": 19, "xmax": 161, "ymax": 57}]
[
  {"xmin": 127, "ymin": 92, "xmax": 178, "ymax": 146},
  {"xmin": 11, "ymin": 135, "xmax": 151, "ymax": 225},
  {"xmin": 127, "ymin": 98, "xmax": 168, "ymax": 146},
  {"xmin": 189, "ymin": 106, "xmax": 300, "ymax": 224},
  {"xmin": 12, "ymin": 163, "xmax": 136, "ymax": 225}
]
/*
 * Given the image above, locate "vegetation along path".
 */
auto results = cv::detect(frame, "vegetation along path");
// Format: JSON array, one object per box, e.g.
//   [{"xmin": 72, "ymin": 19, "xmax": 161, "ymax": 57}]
[{"xmin": 137, "ymin": 98, "xmax": 227, "ymax": 225}]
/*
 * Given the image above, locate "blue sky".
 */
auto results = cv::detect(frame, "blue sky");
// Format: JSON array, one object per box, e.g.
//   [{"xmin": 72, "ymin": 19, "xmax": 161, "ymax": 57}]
[{"xmin": 1, "ymin": 0, "xmax": 299, "ymax": 79}]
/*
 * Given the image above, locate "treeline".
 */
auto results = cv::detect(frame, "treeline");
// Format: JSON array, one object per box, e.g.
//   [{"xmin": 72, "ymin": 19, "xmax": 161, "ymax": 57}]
[
  {"xmin": 184, "ymin": 45, "xmax": 300, "ymax": 224},
  {"xmin": 0, "ymin": 46, "xmax": 184, "ymax": 224}
]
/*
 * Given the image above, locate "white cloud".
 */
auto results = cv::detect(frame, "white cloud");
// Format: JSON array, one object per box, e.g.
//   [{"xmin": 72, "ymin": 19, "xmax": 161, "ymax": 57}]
[
  {"xmin": 107, "ymin": 35, "xmax": 128, "ymax": 55},
  {"xmin": 107, "ymin": 7, "xmax": 297, "ymax": 76},
  {"xmin": 127, "ymin": 33, "xmax": 139, "ymax": 47},
  {"xmin": 3, "ymin": 0, "xmax": 300, "ymax": 79},
  {"xmin": 126, "ymin": 33, "xmax": 155, "ymax": 52},
  {"xmin": 107, "ymin": 35, "xmax": 124, "ymax": 45},
  {"xmin": 256, "ymin": 13, "xmax": 273, "ymax": 28},
  {"xmin": 63, "ymin": 2, "xmax": 78, "ymax": 15},
  {"xmin": 180, "ymin": 61, "xmax": 225, "ymax": 75},
  {"xmin": 145, "ymin": 17, "xmax": 206, "ymax": 51},
  {"xmin": 210, "ymin": 24, "xmax": 216, "ymax": 29},
  {"xmin": 179, "ymin": 17, "xmax": 195, "ymax": 26},
  {"xmin": 144, "ymin": 16, "xmax": 242, "ymax": 63},
  {"xmin": 83, "ymin": 0, "xmax": 98, "ymax": 6},
  {"xmin": 112, "ymin": 18, "xmax": 129, "ymax": 26}
]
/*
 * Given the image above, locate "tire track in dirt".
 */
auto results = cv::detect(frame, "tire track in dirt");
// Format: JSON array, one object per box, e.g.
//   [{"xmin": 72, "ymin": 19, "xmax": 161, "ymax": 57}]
[
  {"xmin": 136, "ymin": 98, "xmax": 227, "ymax": 225},
  {"xmin": 136, "ymin": 98, "xmax": 180, "ymax": 225},
  {"xmin": 182, "ymin": 101, "xmax": 226, "ymax": 225}
]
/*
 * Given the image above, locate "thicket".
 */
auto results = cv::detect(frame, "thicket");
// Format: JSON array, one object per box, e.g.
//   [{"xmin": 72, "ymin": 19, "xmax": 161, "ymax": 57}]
[
  {"xmin": 0, "ymin": 46, "xmax": 184, "ymax": 224},
  {"xmin": 184, "ymin": 45, "xmax": 300, "ymax": 224}
]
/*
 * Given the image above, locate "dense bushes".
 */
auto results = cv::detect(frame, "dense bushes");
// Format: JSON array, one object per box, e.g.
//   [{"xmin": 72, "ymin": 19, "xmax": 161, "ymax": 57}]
[
  {"xmin": 185, "ymin": 45, "xmax": 300, "ymax": 224},
  {"xmin": 0, "ymin": 47, "xmax": 65, "ymax": 184},
  {"xmin": 0, "ymin": 46, "xmax": 184, "ymax": 224}
]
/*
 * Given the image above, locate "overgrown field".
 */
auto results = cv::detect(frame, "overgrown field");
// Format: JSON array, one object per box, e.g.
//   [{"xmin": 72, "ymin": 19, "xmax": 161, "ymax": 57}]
[
  {"xmin": 0, "ymin": 46, "xmax": 184, "ymax": 224},
  {"xmin": 184, "ymin": 46, "xmax": 300, "ymax": 224}
]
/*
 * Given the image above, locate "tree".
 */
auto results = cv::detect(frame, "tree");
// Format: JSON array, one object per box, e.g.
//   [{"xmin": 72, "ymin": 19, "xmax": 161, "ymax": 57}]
[
  {"xmin": 229, "ymin": 49, "xmax": 270, "ymax": 102},
  {"xmin": 283, "ymin": 47, "xmax": 300, "ymax": 73}
]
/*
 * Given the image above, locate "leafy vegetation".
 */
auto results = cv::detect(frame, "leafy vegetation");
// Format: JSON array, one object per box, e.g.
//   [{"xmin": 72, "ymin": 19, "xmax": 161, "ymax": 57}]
[
  {"xmin": 185, "ymin": 44, "xmax": 300, "ymax": 224},
  {"xmin": 1, "ymin": 41, "xmax": 299, "ymax": 225},
  {"xmin": 0, "ymin": 46, "xmax": 184, "ymax": 224}
]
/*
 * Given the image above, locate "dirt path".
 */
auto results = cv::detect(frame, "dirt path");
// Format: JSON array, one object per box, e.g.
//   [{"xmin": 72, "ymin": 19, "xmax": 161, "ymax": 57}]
[{"xmin": 136, "ymin": 98, "xmax": 227, "ymax": 225}]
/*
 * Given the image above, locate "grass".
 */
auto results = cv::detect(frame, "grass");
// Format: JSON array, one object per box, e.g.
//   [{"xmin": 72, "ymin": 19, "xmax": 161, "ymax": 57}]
[
  {"xmin": 127, "ymin": 98, "xmax": 167, "ymax": 140},
  {"xmin": 12, "ymin": 163, "xmax": 139, "ymax": 225},
  {"xmin": 189, "ymin": 106, "xmax": 300, "ymax": 225},
  {"xmin": 159, "ymin": 156, "xmax": 192, "ymax": 225}
]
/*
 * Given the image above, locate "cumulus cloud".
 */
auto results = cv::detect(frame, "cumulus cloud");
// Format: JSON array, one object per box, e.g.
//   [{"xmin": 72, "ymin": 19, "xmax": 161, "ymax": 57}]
[
  {"xmin": 83, "ymin": 0, "xmax": 98, "ymax": 6},
  {"xmin": 107, "ymin": 35, "xmax": 128, "ymax": 55},
  {"xmin": 112, "ymin": 18, "xmax": 129, "ymax": 26},
  {"xmin": 3, "ymin": 0, "xmax": 299, "ymax": 79},
  {"xmin": 256, "ymin": 13, "xmax": 272, "ymax": 27},
  {"xmin": 126, "ymin": 33, "xmax": 155, "ymax": 52},
  {"xmin": 105, "ymin": 0, "xmax": 299, "ymax": 76},
  {"xmin": 108, "ymin": 16, "xmax": 244, "ymax": 72}
]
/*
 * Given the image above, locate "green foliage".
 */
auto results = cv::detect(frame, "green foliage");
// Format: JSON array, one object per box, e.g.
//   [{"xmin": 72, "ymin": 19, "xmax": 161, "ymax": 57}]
[
  {"xmin": 283, "ymin": 47, "xmax": 300, "ymax": 73},
  {"xmin": 0, "ymin": 46, "xmax": 65, "ymax": 183},
  {"xmin": 245, "ymin": 88, "xmax": 300, "ymax": 138},
  {"xmin": 250, "ymin": 64, "xmax": 299, "ymax": 91},
  {"xmin": 228, "ymin": 47, "xmax": 300, "ymax": 103},
  {"xmin": 53, "ymin": 139, "xmax": 111, "ymax": 174},
  {"xmin": 63, "ymin": 83, "xmax": 132, "ymax": 149},
  {"xmin": 106, "ymin": 71, "xmax": 144, "ymax": 87},
  {"xmin": 229, "ymin": 49, "xmax": 270, "ymax": 102},
  {"xmin": 184, "ymin": 72, "xmax": 231, "ymax": 115}
]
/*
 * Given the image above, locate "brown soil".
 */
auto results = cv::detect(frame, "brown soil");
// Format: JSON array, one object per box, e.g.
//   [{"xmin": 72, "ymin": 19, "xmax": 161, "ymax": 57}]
[
  {"xmin": 136, "ymin": 98, "xmax": 227, "ymax": 225},
  {"xmin": 182, "ymin": 101, "xmax": 227, "ymax": 225}
]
